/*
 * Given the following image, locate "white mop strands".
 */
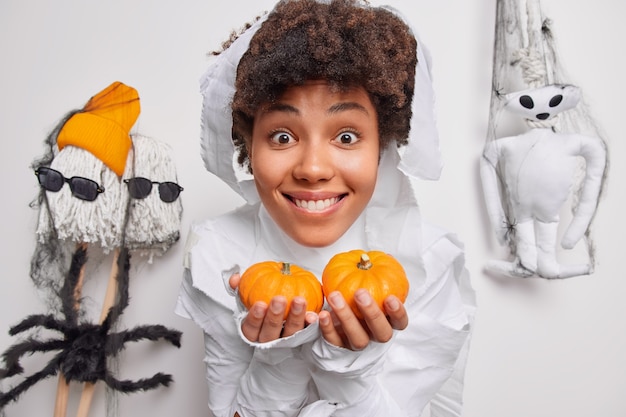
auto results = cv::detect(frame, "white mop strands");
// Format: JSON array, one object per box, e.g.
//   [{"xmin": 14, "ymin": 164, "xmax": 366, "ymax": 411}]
[
  {"xmin": 36, "ymin": 146, "xmax": 126, "ymax": 252},
  {"xmin": 122, "ymin": 135, "xmax": 182, "ymax": 261}
]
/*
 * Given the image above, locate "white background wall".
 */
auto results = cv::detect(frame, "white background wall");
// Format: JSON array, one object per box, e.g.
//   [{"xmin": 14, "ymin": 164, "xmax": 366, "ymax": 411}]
[{"xmin": 0, "ymin": 1, "xmax": 624, "ymax": 416}]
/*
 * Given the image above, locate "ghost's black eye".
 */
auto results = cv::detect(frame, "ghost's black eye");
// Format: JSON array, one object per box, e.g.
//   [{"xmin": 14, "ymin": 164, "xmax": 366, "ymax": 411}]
[
  {"xmin": 549, "ymin": 94, "xmax": 563, "ymax": 107},
  {"xmin": 519, "ymin": 95, "xmax": 534, "ymax": 109}
]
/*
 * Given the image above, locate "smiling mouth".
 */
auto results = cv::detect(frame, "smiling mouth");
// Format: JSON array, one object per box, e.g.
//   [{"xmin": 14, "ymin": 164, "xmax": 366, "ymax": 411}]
[{"xmin": 285, "ymin": 194, "xmax": 346, "ymax": 212}]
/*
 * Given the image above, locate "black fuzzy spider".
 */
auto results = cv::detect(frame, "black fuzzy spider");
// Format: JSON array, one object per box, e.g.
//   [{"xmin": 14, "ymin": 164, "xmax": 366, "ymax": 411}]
[
  {"xmin": 0, "ymin": 245, "xmax": 182, "ymax": 409},
  {"xmin": 503, "ymin": 217, "xmax": 517, "ymax": 242}
]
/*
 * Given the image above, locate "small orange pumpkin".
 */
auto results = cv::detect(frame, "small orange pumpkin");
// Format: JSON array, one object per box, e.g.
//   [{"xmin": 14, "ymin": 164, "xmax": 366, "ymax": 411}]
[
  {"xmin": 238, "ymin": 261, "xmax": 324, "ymax": 319},
  {"xmin": 322, "ymin": 250, "xmax": 409, "ymax": 319}
]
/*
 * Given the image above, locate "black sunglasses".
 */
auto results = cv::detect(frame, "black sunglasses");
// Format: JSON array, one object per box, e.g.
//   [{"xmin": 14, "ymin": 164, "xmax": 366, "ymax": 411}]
[
  {"xmin": 35, "ymin": 167, "xmax": 105, "ymax": 202},
  {"xmin": 124, "ymin": 177, "xmax": 183, "ymax": 203}
]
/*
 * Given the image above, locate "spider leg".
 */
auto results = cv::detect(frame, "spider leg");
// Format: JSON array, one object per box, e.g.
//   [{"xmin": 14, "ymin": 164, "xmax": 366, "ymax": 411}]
[
  {"xmin": 105, "ymin": 325, "xmax": 182, "ymax": 356},
  {"xmin": 1, "ymin": 338, "xmax": 66, "ymax": 378},
  {"xmin": 104, "ymin": 372, "xmax": 173, "ymax": 394},
  {"xmin": 0, "ymin": 353, "xmax": 63, "ymax": 409},
  {"xmin": 9, "ymin": 314, "xmax": 70, "ymax": 336}
]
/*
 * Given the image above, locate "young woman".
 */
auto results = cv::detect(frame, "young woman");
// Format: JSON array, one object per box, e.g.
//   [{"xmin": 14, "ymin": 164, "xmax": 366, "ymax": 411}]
[{"xmin": 176, "ymin": 1, "xmax": 475, "ymax": 416}]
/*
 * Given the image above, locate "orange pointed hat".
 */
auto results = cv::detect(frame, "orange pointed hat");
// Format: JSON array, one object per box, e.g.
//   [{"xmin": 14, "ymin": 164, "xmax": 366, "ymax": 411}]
[{"xmin": 57, "ymin": 81, "xmax": 140, "ymax": 176}]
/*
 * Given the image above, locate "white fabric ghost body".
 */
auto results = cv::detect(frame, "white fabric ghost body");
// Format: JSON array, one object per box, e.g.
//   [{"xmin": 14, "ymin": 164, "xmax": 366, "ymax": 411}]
[
  {"xmin": 177, "ymin": 5, "xmax": 475, "ymax": 417},
  {"xmin": 481, "ymin": 85, "xmax": 607, "ymax": 278},
  {"xmin": 482, "ymin": 128, "xmax": 606, "ymax": 278}
]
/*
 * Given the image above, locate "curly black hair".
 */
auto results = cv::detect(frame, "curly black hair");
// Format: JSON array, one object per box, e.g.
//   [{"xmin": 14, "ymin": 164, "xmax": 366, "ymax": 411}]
[{"xmin": 229, "ymin": 0, "xmax": 417, "ymax": 170}]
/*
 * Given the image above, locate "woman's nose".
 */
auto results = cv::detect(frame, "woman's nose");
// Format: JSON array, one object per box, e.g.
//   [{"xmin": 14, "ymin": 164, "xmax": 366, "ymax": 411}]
[{"xmin": 292, "ymin": 140, "xmax": 334, "ymax": 182}]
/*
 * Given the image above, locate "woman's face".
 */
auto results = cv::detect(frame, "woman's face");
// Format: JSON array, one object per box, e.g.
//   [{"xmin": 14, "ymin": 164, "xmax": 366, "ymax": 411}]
[{"xmin": 250, "ymin": 80, "xmax": 380, "ymax": 247}]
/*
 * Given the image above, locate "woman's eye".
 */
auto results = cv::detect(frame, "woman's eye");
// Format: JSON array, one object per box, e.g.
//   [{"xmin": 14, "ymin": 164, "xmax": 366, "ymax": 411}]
[
  {"xmin": 270, "ymin": 131, "xmax": 294, "ymax": 144},
  {"xmin": 335, "ymin": 131, "xmax": 359, "ymax": 145}
]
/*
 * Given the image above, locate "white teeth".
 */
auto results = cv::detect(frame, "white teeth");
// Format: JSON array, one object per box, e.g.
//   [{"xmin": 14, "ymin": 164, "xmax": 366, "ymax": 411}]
[{"xmin": 294, "ymin": 197, "xmax": 339, "ymax": 212}]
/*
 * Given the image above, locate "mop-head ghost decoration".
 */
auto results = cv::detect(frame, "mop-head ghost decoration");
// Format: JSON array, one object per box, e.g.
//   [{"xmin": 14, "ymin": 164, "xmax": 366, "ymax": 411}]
[
  {"xmin": 481, "ymin": 0, "xmax": 609, "ymax": 279},
  {"xmin": 0, "ymin": 82, "xmax": 182, "ymax": 416},
  {"xmin": 35, "ymin": 81, "xmax": 137, "ymax": 250},
  {"xmin": 122, "ymin": 134, "xmax": 183, "ymax": 260}
]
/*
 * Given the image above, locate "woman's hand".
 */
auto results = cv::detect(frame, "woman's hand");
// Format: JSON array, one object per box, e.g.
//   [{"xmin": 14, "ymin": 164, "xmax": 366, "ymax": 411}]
[
  {"xmin": 318, "ymin": 289, "xmax": 408, "ymax": 350},
  {"xmin": 229, "ymin": 273, "xmax": 318, "ymax": 343}
]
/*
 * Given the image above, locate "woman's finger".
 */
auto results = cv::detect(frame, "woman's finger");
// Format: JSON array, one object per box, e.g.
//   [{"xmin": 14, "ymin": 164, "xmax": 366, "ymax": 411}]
[
  {"xmin": 384, "ymin": 295, "xmax": 409, "ymax": 330},
  {"xmin": 305, "ymin": 311, "xmax": 319, "ymax": 326},
  {"xmin": 318, "ymin": 310, "xmax": 344, "ymax": 347},
  {"xmin": 327, "ymin": 291, "xmax": 369, "ymax": 350},
  {"xmin": 258, "ymin": 296, "xmax": 287, "ymax": 343},
  {"xmin": 354, "ymin": 289, "xmax": 393, "ymax": 343},
  {"xmin": 241, "ymin": 301, "xmax": 267, "ymax": 342},
  {"xmin": 282, "ymin": 296, "xmax": 307, "ymax": 337},
  {"xmin": 229, "ymin": 273, "xmax": 241, "ymax": 290}
]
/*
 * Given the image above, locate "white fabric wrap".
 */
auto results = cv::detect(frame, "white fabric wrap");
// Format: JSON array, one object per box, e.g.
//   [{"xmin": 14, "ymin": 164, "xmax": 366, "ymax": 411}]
[{"xmin": 176, "ymin": 209, "xmax": 474, "ymax": 417}]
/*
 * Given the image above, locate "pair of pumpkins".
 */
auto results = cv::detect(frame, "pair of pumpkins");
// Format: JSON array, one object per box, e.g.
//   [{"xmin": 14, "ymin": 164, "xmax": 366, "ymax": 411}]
[{"xmin": 238, "ymin": 250, "xmax": 409, "ymax": 319}]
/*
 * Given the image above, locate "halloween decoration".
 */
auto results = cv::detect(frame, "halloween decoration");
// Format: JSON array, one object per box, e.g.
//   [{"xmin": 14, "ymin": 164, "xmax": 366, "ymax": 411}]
[
  {"xmin": 34, "ymin": 81, "xmax": 143, "ymax": 251},
  {"xmin": 480, "ymin": 0, "xmax": 609, "ymax": 279},
  {"xmin": 0, "ymin": 246, "xmax": 181, "ymax": 410},
  {"xmin": 122, "ymin": 134, "xmax": 183, "ymax": 260},
  {"xmin": 238, "ymin": 261, "xmax": 324, "ymax": 319},
  {"xmin": 322, "ymin": 250, "xmax": 408, "ymax": 319},
  {"xmin": 0, "ymin": 82, "xmax": 183, "ymax": 417}
]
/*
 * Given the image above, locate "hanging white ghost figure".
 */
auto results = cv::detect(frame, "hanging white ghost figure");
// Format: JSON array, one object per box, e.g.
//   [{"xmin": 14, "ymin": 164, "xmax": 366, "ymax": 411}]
[{"xmin": 481, "ymin": 84, "xmax": 607, "ymax": 278}]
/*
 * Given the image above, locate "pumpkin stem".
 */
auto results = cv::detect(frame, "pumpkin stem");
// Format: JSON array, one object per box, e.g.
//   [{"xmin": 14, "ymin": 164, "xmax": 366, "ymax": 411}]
[
  {"xmin": 281, "ymin": 262, "xmax": 291, "ymax": 275},
  {"xmin": 357, "ymin": 254, "xmax": 372, "ymax": 270}
]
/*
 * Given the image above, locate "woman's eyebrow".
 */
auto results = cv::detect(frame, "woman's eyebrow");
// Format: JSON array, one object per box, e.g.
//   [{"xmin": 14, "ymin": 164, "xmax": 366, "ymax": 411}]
[
  {"xmin": 260, "ymin": 101, "xmax": 369, "ymax": 115},
  {"xmin": 327, "ymin": 102, "xmax": 369, "ymax": 115},
  {"xmin": 262, "ymin": 102, "xmax": 300, "ymax": 115}
]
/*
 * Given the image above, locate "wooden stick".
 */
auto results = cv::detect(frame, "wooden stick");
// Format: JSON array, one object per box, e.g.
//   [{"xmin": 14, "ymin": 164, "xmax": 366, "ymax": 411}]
[
  {"xmin": 75, "ymin": 384, "xmax": 96, "ymax": 417},
  {"xmin": 75, "ymin": 248, "xmax": 120, "ymax": 417},
  {"xmin": 53, "ymin": 373, "xmax": 70, "ymax": 417},
  {"xmin": 53, "ymin": 243, "xmax": 88, "ymax": 417}
]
